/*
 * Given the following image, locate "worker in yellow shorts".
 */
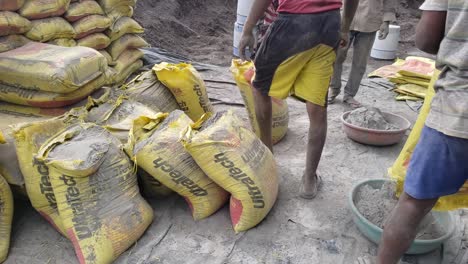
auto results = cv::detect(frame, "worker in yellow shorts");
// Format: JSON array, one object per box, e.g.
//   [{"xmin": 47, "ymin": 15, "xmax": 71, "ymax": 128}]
[{"xmin": 239, "ymin": 0, "xmax": 359, "ymax": 199}]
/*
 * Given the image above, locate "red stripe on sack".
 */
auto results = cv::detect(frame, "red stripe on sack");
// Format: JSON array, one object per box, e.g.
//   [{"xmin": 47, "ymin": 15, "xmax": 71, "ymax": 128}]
[
  {"xmin": 230, "ymin": 197, "xmax": 243, "ymax": 227},
  {"xmin": 67, "ymin": 229, "xmax": 86, "ymax": 264}
]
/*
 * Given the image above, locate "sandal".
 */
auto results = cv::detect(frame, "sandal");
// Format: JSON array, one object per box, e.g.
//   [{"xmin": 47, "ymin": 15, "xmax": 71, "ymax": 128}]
[
  {"xmin": 327, "ymin": 90, "xmax": 340, "ymax": 104},
  {"xmin": 343, "ymin": 97, "xmax": 362, "ymax": 108},
  {"xmin": 300, "ymin": 174, "xmax": 322, "ymax": 199}
]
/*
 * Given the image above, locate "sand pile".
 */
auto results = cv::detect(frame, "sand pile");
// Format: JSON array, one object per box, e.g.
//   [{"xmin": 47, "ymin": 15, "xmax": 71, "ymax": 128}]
[{"xmin": 346, "ymin": 107, "xmax": 399, "ymax": 130}]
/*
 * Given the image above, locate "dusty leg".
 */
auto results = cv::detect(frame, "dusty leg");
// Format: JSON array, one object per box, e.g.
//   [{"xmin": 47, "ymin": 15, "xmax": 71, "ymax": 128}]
[
  {"xmin": 377, "ymin": 192, "xmax": 438, "ymax": 264},
  {"xmin": 253, "ymin": 90, "xmax": 273, "ymax": 152},
  {"xmin": 301, "ymin": 102, "xmax": 327, "ymax": 198}
]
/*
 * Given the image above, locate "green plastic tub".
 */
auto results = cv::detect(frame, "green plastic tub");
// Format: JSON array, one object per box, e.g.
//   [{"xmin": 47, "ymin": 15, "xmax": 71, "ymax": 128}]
[{"xmin": 349, "ymin": 179, "xmax": 455, "ymax": 255}]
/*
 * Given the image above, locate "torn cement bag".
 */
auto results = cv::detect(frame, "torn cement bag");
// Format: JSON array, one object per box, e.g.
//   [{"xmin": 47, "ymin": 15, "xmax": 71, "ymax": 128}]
[
  {"xmin": 106, "ymin": 5, "xmax": 133, "ymax": 22},
  {"xmin": 73, "ymin": 14, "xmax": 111, "ymax": 39},
  {"xmin": 107, "ymin": 34, "xmax": 149, "ymax": 61},
  {"xmin": 109, "ymin": 59, "xmax": 143, "ymax": 85},
  {"xmin": 0, "ymin": 35, "xmax": 30, "ymax": 52},
  {"xmin": 19, "ymin": 0, "xmax": 69, "ymax": 19},
  {"xmin": 97, "ymin": 0, "xmax": 135, "ymax": 13},
  {"xmin": 0, "ymin": 129, "xmax": 25, "ymax": 191},
  {"xmin": 126, "ymin": 111, "xmax": 229, "ymax": 220},
  {"xmin": 122, "ymin": 70, "xmax": 179, "ymax": 113},
  {"xmin": 65, "ymin": 1, "xmax": 104, "ymax": 22},
  {"xmin": 47, "ymin": 38, "xmax": 77, "ymax": 47},
  {"xmin": 230, "ymin": 60, "xmax": 289, "ymax": 144},
  {"xmin": 12, "ymin": 116, "xmax": 79, "ymax": 235},
  {"xmin": 0, "ymin": 43, "xmax": 107, "ymax": 94},
  {"xmin": 106, "ymin": 17, "xmax": 144, "ymax": 42},
  {"xmin": 138, "ymin": 168, "xmax": 173, "ymax": 198},
  {"xmin": 0, "ymin": 73, "xmax": 106, "ymax": 108},
  {"xmin": 0, "ymin": 0, "xmax": 24, "ymax": 11},
  {"xmin": 181, "ymin": 110, "xmax": 279, "ymax": 232},
  {"xmin": 98, "ymin": 49, "xmax": 113, "ymax": 65},
  {"xmin": 0, "ymin": 102, "xmax": 68, "ymax": 117},
  {"xmin": 389, "ymin": 71, "xmax": 468, "ymax": 210},
  {"xmin": 0, "ymin": 11, "xmax": 31, "ymax": 36},
  {"xmin": 0, "ymin": 173, "xmax": 13, "ymax": 263},
  {"xmin": 84, "ymin": 95, "xmax": 157, "ymax": 142},
  {"xmin": 77, "ymin": 33, "xmax": 110, "ymax": 49},
  {"xmin": 154, "ymin": 62, "xmax": 214, "ymax": 122},
  {"xmin": 37, "ymin": 123, "xmax": 153, "ymax": 264},
  {"xmin": 25, "ymin": 17, "xmax": 75, "ymax": 42}
]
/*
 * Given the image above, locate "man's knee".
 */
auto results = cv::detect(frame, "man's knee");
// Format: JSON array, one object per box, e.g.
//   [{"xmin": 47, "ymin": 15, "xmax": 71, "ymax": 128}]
[{"xmin": 399, "ymin": 192, "xmax": 438, "ymax": 215}]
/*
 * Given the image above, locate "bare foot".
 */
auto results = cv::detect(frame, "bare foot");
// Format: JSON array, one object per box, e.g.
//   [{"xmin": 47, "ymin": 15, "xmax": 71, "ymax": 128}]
[
  {"xmin": 343, "ymin": 97, "xmax": 362, "ymax": 108},
  {"xmin": 300, "ymin": 174, "xmax": 321, "ymax": 199}
]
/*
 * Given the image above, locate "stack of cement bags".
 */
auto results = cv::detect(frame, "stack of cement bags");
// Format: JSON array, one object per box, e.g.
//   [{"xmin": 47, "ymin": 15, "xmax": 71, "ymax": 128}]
[{"xmin": 0, "ymin": 0, "xmax": 31, "ymax": 52}]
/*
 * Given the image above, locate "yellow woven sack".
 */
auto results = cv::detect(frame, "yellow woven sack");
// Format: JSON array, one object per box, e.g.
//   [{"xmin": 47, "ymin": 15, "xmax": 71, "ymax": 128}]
[
  {"xmin": 153, "ymin": 62, "xmax": 214, "ymax": 122},
  {"xmin": 19, "ymin": 0, "xmax": 69, "ymax": 19},
  {"xmin": 0, "ymin": 173, "xmax": 13, "ymax": 263},
  {"xmin": 0, "ymin": 34, "xmax": 30, "ymax": 52},
  {"xmin": 181, "ymin": 110, "xmax": 279, "ymax": 232},
  {"xmin": 389, "ymin": 71, "xmax": 468, "ymax": 210},
  {"xmin": 97, "ymin": 0, "xmax": 135, "ymax": 13},
  {"xmin": 47, "ymin": 38, "xmax": 76, "ymax": 47},
  {"xmin": 98, "ymin": 49, "xmax": 113, "ymax": 65},
  {"xmin": 25, "ymin": 17, "xmax": 75, "ymax": 42},
  {"xmin": 0, "ymin": 128, "xmax": 24, "ymax": 189},
  {"xmin": 0, "ymin": 11, "xmax": 31, "ymax": 36},
  {"xmin": 0, "ymin": 42, "xmax": 106, "ymax": 94},
  {"xmin": 37, "ymin": 123, "xmax": 153, "ymax": 264},
  {"xmin": 0, "ymin": 0, "xmax": 24, "ymax": 11},
  {"xmin": 73, "ymin": 14, "xmax": 111, "ymax": 39},
  {"xmin": 13, "ymin": 117, "xmax": 76, "ymax": 236},
  {"xmin": 106, "ymin": 17, "xmax": 144, "ymax": 42},
  {"xmin": 0, "ymin": 101, "xmax": 67, "ymax": 117},
  {"xmin": 109, "ymin": 59, "xmax": 143, "ymax": 85},
  {"xmin": 65, "ymin": 1, "xmax": 104, "ymax": 22},
  {"xmin": 122, "ymin": 70, "xmax": 179, "ymax": 113},
  {"xmin": 107, "ymin": 5, "xmax": 133, "ymax": 22},
  {"xmin": 230, "ymin": 60, "xmax": 289, "ymax": 144},
  {"xmin": 77, "ymin": 33, "xmax": 110, "ymax": 49},
  {"xmin": 107, "ymin": 34, "xmax": 149, "ymax": 61},
  {"xmin": 126, "ymin": 110, "xmax": 230, "ymax": 220},
  {"xmin": 0, "ymin": 131, "xmax": 4, "ymax": 144},
  {"xmin": 138, "ymin": 168, "xmax": 173, "ymax": 198},
  {"xmin": 0, "ymin": 73, "xmax": 106, "ymax": 108}
]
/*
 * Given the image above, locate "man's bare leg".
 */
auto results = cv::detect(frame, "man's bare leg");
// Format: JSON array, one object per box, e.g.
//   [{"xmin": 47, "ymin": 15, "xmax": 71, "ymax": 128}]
[
  {"xmin": 301, "ymin": 102, "xmax": 327, "ymax": 198},
  {"xmin": 254, "ymin": 91, "xmax": 273, "ymax": 151},
  {"xmin": 377, "ymin": 192, "xmax": 438, "ymax": 264}
]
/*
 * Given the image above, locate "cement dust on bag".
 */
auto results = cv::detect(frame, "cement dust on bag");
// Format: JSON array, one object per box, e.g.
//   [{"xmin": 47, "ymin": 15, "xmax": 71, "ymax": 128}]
[
  {"xmin": 230, "ymin": 60, "xmax": 289, "ymax": 144},
  {"xmin": 126, "ymin": 110, "xmax": 229, "ymax": 220},
  {"xmin": 0, "ymin": 127, "xmax": 27, "ymax": 198},
  {"xmin": 182, "ymin": 110, "xmax": 279, "ymax": 232},
  {"xmin": 153, "ymin": 62, "xmax": 214, "ymax": 121},
  {"xmin": 36, "ymin": 123, "xmax": 153, "ymax": 264},
  {"xmin": 138, "ymin": 168, "xmax": 173, "ymax": 198},
  {"xmin": 0, "ymin": 173, "xmax": 13, "ymax": 263},
  {"xmin": 389, "ymin": 71, "xmax": 468, "ymax": 210}
]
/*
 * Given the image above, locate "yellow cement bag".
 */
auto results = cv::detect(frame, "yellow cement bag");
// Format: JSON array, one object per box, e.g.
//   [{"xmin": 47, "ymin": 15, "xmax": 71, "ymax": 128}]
[
  {"xmin": 0, "ymin": 173, "xmax": 13, "ymax": 263},
  {"xmin": 106, "ymin": 5, "xmax": 133, "ymax": 22},
  {"xmin": 0, "ymin": 102, "xmax": 68, "ymax": 117},
  {"xmin": 0, "ymin": 34, "xmax": 30, "ymax": 52},
  {"xmin": 182, "ymin": 110, "xmax": 279, "ymax": 232},
  {"xmin": 110, "ymin": 59, "xmax": 143, "ymax": 85},
  {"xmin": 19, "ymin": 0, "xmax": 69, "ymax": 19},
  {"xmin": 106, "ymin": 17, "xmax": 144, "ymax": 42},
  {"xmin": 77, "ymin": 33, "xmax": 110, "ymax": 49},
  {"xmin": 0, "ymin": 129, "xmax": 25, "ymax": 191},
  {"xmin": 0, "ymin": 11, "xmax": 31, "ymax": 36},
  {"xmin": 97, "ymin": 0, "xmax": 135, "ymax": 13},
  {"xmin": 0, "ymin": 73, "xmax": 106, "ymax": 108},
  {"xmin": 13, "ymin": 117, "xmax": 77, "ymax": 236},
  {"xmin": 47, "ymin": 38, "xmax": 76, "ymax": 47},
  {"xmin": 84, "ymin": 95, "xmax": 158, "ymax": 142},
  {"xmin": 153, "ymin": 62, "xmax": 214, "ymax": 122},
  {"xmin": 138, "ymin": 168, "xmax": 173, "ymax": 198},
  {"xmin": 389, "ymin": 71, "xmax": 468, "ymax": 210},
  {"xmin": 25, "ymin": 17, "xmax": 75, "ymax": 42},
  {"xmin": 126, "ymin": 111, "xmax": 230, "ymax": 220},
  {"xmin": 122, "ymin": 70, "xmax": 180, "ymax": 113},
  {"xmin": 73, "ymin": 14, "xmax": 111, "ymax": 39},
  {"xmin": 113, "ymin": 48, "xmax": 143, "ymax": 72},
  {"xmin": 0, "ymin": 131, "xmax": 5, "ymax": 144},
  {"xmin": 37, "ymin": 123, "xmax": 153, "ymax": 264},
  {"xmin": 230, "ymin": 60, "xmax": 289, "ymax": 144},
  {"xmin": 98, "ymin": 49, "xmax": 113, "ymax": 65},
  {"xmin": 65, "ymin": 1, "xmax": 104, "ymax": 22},
  {"xmin": 0, "ymin": 0, "xmax": 24, "ymax": 11},
  {"xmin": 107, "ymin": 34, "xmax": 149, "ymax": 61},
  {"xmin": 0, "ymin": 42, "xmax": 106, "ymax": 94}
]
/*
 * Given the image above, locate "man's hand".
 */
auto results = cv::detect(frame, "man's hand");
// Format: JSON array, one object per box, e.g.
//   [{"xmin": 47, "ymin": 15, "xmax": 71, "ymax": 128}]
[
  {"xmin": 378, "ymin": 21, "xmax": 390, "ymax": 40},
  {"xmin": 339, "ymin": 31, "xmax": 350, "ymax": 48},
  {"xmin": 239, "ymin": 29, "xmax": 256, "ymax": 61}
]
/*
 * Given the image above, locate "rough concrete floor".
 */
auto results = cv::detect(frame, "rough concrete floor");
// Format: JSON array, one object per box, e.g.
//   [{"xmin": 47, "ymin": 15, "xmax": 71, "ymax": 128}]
[{"xmin": 2, "ymin": 49, "xmax": 467, "ymax": 264}]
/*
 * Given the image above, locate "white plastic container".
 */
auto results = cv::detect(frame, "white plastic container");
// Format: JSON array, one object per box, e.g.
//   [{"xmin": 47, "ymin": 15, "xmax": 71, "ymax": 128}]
[
  {"xmin": 237, "ymin": 0, "xmax": 254, "ymax": 25},
  {"xmin": 233, "ymin": 22, "xmax": 243, "ymax": 57},
  {"xmin": 371, "ymin": 25, "xmax": 400, "ymax": 60}
]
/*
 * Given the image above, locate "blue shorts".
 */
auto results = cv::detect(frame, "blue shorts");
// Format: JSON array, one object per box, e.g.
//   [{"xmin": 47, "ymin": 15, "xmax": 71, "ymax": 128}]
[{"xmin": 404, "ymin": 126, "xmax": 468, "ymax": 200}]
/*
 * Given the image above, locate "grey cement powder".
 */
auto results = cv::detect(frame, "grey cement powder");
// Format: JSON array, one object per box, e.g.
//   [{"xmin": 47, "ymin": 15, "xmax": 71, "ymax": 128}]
[
  {"xmin": 346, "ymin": 107, "xmax": 399, "ymax": 131},
  {"xmin": 356, "ymin": 182, "xmax": 446, "ymax": 240}
]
